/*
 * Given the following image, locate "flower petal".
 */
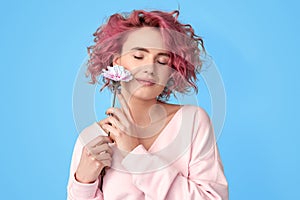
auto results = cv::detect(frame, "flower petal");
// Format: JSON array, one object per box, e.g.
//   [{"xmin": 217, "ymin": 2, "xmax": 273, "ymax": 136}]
[{"xmin": 101, "ymin": 65, "xmax": 133, "ymax": 82}]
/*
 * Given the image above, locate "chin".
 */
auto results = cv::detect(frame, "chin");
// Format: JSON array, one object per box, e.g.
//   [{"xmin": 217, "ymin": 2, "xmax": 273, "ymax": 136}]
[
  {"xmin": 134, "ymin": 90, "xmax": 161, "ymax": 100},
  {"xmin": 122, "ymin": 81, "xmax": 164, "ymax": 96},
  {"xmin": 124, "ymin": 86, "xmax": 163, "ymax": 101}
]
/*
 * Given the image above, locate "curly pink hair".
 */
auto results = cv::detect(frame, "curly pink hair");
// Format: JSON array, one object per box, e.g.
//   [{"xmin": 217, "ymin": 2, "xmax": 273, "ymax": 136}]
[{"xmin": 86, "ymin": 10, "xmax": 205, "ymax": 101}]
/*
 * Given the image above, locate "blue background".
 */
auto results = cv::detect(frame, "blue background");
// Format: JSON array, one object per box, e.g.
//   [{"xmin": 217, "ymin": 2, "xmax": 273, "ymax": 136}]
[{"xmin": 1, "ymin": 0, "xmax": 299, "ymax": 199}]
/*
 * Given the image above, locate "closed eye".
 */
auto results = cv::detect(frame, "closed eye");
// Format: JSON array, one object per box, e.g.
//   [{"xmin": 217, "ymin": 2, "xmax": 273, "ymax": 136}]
[
  {"xmin": 157, "ymin": 57, "xmax": 169, "ymax": 65},
  {"xmin": 157, "ymin": 60, "xmax": 168, "ymax": 65},
  {"xmin": 134, "ymin": 55, "xmax": 143, "ymax": 59}
]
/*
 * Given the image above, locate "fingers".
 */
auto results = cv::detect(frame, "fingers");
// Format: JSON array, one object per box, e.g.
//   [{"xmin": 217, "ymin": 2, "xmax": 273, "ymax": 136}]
[
  {"xmin": 100, "ymin": 115, "xmax": 126, "ymax": 132},
  {"xmin": 102, "ymin": 124, "xmax": 120, "ymax": 140},
  {"xmin": 84, "ymin": 138, "xmax": 113, "ymax": 168},
  {"xmin": 105, "ymin": 108, "xmax": 127, "ymax": 124},
  {"xmin": 101, "ymin": 159, "xmax": 112, "ymax": 168},
  {"xmin": 85, "ymin": 136, "xmax": 113, "ymax": 161},
  {"xmin": 87, "ymin": 136, "xmax": 112, "ymax": 147},
  {"xmin": 93, "ymin": 152, "xmax": 112, "ymax": 161},
  {"xmin": 92, "ymin": 143, "xmax": 113, "ymax": 155},
  {"xmin": 90, "ymin": 151, "xmax": 112, "ymax": 168}
]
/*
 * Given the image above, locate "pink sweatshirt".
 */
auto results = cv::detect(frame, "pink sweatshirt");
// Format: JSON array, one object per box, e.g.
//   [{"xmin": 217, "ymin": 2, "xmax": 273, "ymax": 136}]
[{"xmin": 67, "ymin": 105, "xmax": 228, "ymax": 200}]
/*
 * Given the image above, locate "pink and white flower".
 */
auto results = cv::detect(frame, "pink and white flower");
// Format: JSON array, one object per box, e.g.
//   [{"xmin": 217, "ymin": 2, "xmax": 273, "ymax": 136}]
[
  {"xmin": 100, "ymin": 65, "xmax": 133, "ymax": 108},
  {"xmin": 102, "ymin": 65, "xmax": 132, "ymax": 82}
]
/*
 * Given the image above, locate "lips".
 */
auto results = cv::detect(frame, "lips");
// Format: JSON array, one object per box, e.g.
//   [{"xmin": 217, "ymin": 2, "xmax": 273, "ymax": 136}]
[{"xmin": 135, "ymin": 78, "xmax": 156, "ymax": 86}]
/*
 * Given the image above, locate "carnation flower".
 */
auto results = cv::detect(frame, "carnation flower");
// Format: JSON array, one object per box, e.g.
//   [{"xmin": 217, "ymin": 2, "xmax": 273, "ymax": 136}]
[
  {"xmin": 101, "ymin": 65, "xmax": 133, "ymax": 107},
  {"xmin": 102, "ymin": 65, "xmax": 132, "ymax": 82}
]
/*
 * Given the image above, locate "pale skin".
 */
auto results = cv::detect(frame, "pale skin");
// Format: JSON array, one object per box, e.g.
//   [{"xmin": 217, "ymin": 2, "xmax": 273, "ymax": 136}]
[{"xmin": 75, "ymin": 27, "xmax": 182, "ymax": 184}]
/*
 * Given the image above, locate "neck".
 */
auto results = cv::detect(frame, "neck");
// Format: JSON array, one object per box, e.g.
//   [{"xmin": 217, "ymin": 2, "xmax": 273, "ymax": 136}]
[
  {"xmin": 121, "ymin": 91, "xmax": 162, "ymax": 126},
  {"xmin": 129, "ymin": 97, "xmax": 158, "ymax": 113}
]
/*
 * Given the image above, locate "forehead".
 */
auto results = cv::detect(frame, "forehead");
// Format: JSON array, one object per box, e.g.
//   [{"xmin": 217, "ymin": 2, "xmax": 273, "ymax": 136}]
[{"xmin": 121, "ymin": 27, "xmax": 168, "ymax": 54}]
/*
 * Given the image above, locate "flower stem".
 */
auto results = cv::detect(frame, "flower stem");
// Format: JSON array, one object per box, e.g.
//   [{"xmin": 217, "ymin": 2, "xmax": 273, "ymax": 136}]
[
  {"xmin": 112, "ymin": 85, "xmax": 117, "ymax": 108},
  {"xmin": 100, "ymin": 84, "xmax": 118, "ymax": 191}
]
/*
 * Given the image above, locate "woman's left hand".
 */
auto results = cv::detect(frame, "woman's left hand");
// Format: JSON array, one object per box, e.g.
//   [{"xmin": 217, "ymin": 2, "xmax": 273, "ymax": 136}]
[{"xmin": 99, "ymin": 94, "xmax": 139, "ymax": 154}]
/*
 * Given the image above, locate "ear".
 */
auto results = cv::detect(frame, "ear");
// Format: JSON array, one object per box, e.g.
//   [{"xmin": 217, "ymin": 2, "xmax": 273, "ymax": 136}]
[{"xmin": 112, "ymin": 54, "xmax": 121, "ymax": 66}]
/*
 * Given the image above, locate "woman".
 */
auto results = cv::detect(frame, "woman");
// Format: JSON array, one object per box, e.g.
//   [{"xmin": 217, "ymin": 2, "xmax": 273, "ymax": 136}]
[{"xmin": 67, "ymin": 10, "xmax": 228, "ymax": 200}]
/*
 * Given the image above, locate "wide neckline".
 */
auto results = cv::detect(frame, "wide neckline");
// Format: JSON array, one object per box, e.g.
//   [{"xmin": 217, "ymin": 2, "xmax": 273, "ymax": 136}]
[
  {"xmin": 93, "ymin": 105, "xmax": 185, "ymax": 152},
  {"xmin": 147, "ymin": 105, "xmax": 184, "ymax": 152}
]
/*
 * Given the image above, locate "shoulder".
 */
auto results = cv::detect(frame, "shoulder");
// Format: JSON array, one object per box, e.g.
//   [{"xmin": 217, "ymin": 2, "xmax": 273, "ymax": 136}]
[
  {"xmin": 182, "ymin": 105, "xmax": 211, "ymax": 122},
  {"xmin": 180, "ymin": 105, "xmax": 213, "ymax": 138},
  {"xmin": 162, "ymin": 103, "xmax": 209, "ymax": 118},
  {"xmin": 162, "ymin": 103, "xmax": 211, "ymax": 124},
  {"xmin": 182, "ymin": 106, "xmax": 216, "ymax": 152}
]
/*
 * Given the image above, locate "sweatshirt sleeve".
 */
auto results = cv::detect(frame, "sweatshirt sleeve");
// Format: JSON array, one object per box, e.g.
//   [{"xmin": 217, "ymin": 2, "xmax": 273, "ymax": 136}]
[
  {"xmin": 67, "ymin": 123, "xmax": 105, "ymax": 200},
  {"xmin": 121, "ymin": 108, "xmax": 229, "ymax": 200}
]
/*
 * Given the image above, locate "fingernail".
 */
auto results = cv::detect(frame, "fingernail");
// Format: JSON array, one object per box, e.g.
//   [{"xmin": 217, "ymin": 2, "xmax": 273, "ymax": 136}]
[{"xmin": 86, "ymin": 150, "xmax": 91, "ymax": 156}]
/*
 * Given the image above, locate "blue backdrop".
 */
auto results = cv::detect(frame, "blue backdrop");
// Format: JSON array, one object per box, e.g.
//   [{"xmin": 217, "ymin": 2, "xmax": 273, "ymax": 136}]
[{"xmin": 1, "ymin": 0, "xmax": 299, "ymax": 199}]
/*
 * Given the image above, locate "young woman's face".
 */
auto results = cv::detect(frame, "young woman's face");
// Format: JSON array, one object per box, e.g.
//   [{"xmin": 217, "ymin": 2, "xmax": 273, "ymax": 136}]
[{"xmin": 114, "ymin": 27, "xmax": 172, "ymax": 101}]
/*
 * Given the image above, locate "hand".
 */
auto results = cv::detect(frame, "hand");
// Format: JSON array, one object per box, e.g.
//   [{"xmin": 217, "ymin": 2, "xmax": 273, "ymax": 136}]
[
  {"xmin": 75, "ymin": 136, "xmax": 113, "ymax": 184},
  {"xmin": 99, "ymin": 93, "xmax": 139, "ymax": 154}
]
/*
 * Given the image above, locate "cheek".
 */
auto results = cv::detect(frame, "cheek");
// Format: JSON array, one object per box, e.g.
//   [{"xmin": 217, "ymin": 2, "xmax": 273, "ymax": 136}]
[
  {"xmin": 119, "ymin": 60, "xmax": 133, "ymax": 71},
  {"xmin": 157, "ymin": 68, "xmax": 172, "ymax": 85},
  {"xmin": 118, "ymin": 56, "xmax": 140, "ymax": 72}
]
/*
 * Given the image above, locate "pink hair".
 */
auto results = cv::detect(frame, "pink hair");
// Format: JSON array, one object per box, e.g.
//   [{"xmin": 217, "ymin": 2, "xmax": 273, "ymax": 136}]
[{"xmin": 86, "ymin": 10, "xmax": 205, "ymax": 100}]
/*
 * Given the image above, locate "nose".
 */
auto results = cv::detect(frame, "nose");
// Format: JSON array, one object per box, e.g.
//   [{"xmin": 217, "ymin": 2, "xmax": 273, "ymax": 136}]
[
  {"xmin": 141, "ymin": 56, "xmax": 156, "ymax": 75},
  {"xmin": 142, "ymin": 64, "xmax": 155, "ymax": 75}
]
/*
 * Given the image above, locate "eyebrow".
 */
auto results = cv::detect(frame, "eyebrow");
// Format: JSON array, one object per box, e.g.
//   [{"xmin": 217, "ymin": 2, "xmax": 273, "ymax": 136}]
[{"xmin": 131, "ymin": 47, "xmax": 170, "ymax": 57}]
